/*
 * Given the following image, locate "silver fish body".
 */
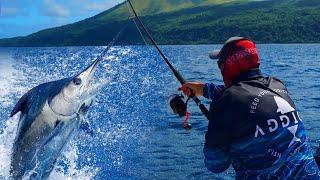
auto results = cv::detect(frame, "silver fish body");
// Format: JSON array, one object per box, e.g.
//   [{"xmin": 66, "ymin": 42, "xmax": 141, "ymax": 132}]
[{"xmin": 10, "ymin": 56, "xmax": 102, "ymax": 179}]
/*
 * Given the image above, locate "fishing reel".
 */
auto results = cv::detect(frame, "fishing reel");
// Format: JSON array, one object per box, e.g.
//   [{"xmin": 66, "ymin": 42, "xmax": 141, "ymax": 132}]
[{"xmin": 168, "ymin": 94, "xmax": 192, "ymax": 130}]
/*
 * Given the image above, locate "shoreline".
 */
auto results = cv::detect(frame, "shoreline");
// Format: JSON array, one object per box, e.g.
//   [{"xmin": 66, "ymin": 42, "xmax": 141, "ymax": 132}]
[{"xmin": 1, "ymin": 43, "xmax": 320, "ymax": 48}]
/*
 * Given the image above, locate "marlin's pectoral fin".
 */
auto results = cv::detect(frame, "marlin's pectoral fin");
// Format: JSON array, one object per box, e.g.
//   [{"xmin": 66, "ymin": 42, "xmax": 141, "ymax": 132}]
[
  {"xmin": 79, "ymin": 115, "xmax": 94, "ymax": 137},
  {"xmin": 31, "ymin": 121, "xmax": 65, "ymax": 167},
  {"xmin": 10, "ymin": 93, "xmax": 29, "ymax": 117},
  {"xmin": 41, "ymin": 121, "xmax": 65, "ymax": 148},
  {"xmin": 79, "ymin": 101, "xmax": 93, "ymax": 114},
  {"xmin": 80, "ymin": 121, "xmax": 94, "ymax": 137}
]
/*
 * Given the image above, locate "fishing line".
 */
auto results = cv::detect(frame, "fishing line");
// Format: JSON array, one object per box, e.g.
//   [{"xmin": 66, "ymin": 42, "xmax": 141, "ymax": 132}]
[
  {"xmin": 94, "ymin": 18, "xmax": 130, "ymax": 64},
  {"xmin": 126, "ymin": 0, "xmax": 209, "ymax": 121},
  {"xmin": 126, "ymin": 3, "xmax": 148, "ymax": 45},
  {"xmin": 133, "ymin": 18, "xmax": 148, "ymax": 45}
]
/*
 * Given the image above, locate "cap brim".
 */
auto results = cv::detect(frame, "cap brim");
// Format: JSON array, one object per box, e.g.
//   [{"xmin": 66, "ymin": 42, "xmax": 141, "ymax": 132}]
[{"xmin": 209, "ymin": 49, "xmax": 221, "ymax": 60}]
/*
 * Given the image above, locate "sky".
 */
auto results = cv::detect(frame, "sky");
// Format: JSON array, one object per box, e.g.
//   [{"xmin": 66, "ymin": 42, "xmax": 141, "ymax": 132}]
[{"xmin": 0, "ymin": 0, "xmax": 125, "ymax": 39}]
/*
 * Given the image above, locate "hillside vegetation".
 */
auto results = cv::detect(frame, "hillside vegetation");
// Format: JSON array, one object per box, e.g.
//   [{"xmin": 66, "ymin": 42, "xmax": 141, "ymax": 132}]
[{"xmin": 0, "ymin": 0, "xmax": 319, "ymax": 46}]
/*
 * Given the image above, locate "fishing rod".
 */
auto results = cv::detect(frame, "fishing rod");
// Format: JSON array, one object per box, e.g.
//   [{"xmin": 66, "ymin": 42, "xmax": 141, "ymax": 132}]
[{"xmin": 127, "ymin": 0, "xmax": 209, "ymax": 121}]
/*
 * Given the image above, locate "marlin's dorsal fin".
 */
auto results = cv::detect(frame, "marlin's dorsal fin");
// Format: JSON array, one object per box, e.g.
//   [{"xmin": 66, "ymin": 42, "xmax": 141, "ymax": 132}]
[
  {"xmin": 10, "ymin": 83, "xmax": 48, "ymax": 118},
  {"xmin": 10, "ymin": 92, "xmax": 30, "ymax": 117}
]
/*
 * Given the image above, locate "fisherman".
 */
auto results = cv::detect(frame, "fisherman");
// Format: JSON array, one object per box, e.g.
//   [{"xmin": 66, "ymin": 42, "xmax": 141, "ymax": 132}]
[{"xmin": 179, "ymin": 37, "xmax": 320, "ymax": 179}]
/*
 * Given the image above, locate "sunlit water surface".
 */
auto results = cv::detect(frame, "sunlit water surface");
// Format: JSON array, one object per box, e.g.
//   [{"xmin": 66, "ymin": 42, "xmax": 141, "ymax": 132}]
[{"xmin": 0, "ymin": 44, "xmax": 319, "ymax": 179}]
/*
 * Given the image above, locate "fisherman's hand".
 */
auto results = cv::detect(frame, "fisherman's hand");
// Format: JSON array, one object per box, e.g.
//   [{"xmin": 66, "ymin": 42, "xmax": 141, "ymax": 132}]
[{"xmin": 178, "ymin": 82, "xmax": 205, "ymax": 97}]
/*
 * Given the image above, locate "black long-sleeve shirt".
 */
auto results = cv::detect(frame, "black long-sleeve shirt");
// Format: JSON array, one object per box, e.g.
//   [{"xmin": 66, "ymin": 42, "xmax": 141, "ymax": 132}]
[{"xmin": 203, "ymin": 69, "xmax": 319, "ymax": 179}]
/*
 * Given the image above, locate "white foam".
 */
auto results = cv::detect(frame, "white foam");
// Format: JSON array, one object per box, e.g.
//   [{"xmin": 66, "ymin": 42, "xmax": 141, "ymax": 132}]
[
  {"xmin": 120, "ymin": 48, "xmax": 131, "ymax": 56},
  {"xmin": 0, "ymin": 115, "xmax": 99, "ymax": 179},
  {"xmin": 0, "ymin": 114, "xmax": 19, "ymax": 178},
  {"xmin": 0, "ymin": 49, "xmax": 104, "ymax": 179},
  {"xmin": 0, "ymin": 51, "xmax": 27, "ymax": 107},
  {"xmin": 0, "ymin": 50, "xmax": 26, "ymax": 178},
  {"xmin": 49, "ymin": 142, "xmax": 99, "ymax": 180},
  {"xmin": 0, "ymin": 116, "xmax": 98, "ymax": 179}
]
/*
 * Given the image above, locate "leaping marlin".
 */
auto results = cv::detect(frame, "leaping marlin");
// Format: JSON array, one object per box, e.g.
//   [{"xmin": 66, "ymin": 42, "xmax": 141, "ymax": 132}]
[
  {"xmin": 8, "ymin": 25, "xmax": 126, "ymax": 178},
  {"xmin": 9, "ymin": 53, "xmax": 103, "ymax": 179}
]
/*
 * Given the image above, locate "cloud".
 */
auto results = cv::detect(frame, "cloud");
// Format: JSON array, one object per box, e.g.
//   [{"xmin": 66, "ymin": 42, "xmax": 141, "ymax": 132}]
[
  {"xmin": 41, "ymin": 0, "xmax": 70, "ymax": 17},
  {"xmin": 81, "ymin": 0, "xmax": 125, "ymax": 12},
  {"xmin": 1, "ymin": 7, "xmax": 19, "ymax": 17},
  {"xmin": 0, "ymin": 0, "xmax": 23, "ymax": 17},
  {"xmin": 60, "ymin": 0, "xmax": 125, "ymax": 17},
  {"xmin": 38, "ymin": 0, "xmax": 125, "ymax": 18},
  {"xmin": 1, "ymin": 0, "xmax": 125, "ymax": 18},
  {"xmin": 0, "ymin": 0, "xmax": 126, "ymax": 38},
  {"xmin": 0, "ymin": 0, "xmax": 34, "ymax": 18}
]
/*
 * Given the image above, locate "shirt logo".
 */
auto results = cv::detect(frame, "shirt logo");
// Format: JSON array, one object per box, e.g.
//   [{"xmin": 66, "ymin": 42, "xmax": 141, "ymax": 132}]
[
  {"xmin": 255, "ymin": 96, "xmax": 301, "ymax": 148},
  {"xmin": 274, "ymin": 96, "xmax": 295, "ymax": 114}
]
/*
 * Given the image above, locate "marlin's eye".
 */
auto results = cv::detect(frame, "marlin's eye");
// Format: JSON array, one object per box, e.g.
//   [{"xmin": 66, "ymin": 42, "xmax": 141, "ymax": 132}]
[{"xmin": 73, "ymin": 78, "xmax": 82, "ymax": 85}]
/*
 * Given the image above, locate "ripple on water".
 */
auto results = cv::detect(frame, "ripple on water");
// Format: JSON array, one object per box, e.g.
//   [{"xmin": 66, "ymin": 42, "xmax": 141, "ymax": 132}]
[{"xmin": 0, "ymin": 45, "xmax": 319, "ymax": 179}]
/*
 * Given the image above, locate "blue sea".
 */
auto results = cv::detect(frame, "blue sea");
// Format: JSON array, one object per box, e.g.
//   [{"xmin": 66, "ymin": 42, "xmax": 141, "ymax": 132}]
[{"xmin": 0, "ymin": 44, "xmax": 319, "ymax": 179}]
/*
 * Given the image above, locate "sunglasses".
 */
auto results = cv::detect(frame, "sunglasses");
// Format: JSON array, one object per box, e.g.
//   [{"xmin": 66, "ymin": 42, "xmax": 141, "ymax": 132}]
[{"xmin": 217, "ymin": 59, "xmax": 224, "ymax": 69}]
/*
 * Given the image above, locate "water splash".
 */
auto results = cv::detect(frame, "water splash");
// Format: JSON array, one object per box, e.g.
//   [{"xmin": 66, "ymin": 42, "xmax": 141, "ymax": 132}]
[
  {"xmin": 49, "ymin": 142, "xmax": 99, "ymax": 180},
  {"xmin": 0, "ymin": 115, "xmax": 19, "ymax": 178},
  {"xmin": 0, "ymin": 47, "xmax": 122, "ymax": 179}
]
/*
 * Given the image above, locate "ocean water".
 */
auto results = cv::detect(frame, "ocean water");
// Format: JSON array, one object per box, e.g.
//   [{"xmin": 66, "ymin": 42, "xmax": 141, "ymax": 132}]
[{"xmin": 0, "ymin": 44, "xmax": 319, "ymax": 179}]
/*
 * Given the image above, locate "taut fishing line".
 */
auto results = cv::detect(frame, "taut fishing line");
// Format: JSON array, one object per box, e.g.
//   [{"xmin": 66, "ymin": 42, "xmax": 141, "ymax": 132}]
[
  {"xmin": 126, "ymin": 3, "xmax": 148, "ymax": 45},
  {"xmin": 126, "ymin": 0, "xmax": 209, "ymax": 129}
]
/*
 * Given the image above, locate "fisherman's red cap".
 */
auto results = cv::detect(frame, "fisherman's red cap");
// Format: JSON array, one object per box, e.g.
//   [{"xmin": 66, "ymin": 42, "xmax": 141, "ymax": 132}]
[{"xmin": 209, "ymin": 37, "xmax": 260, "ymax": 86}]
